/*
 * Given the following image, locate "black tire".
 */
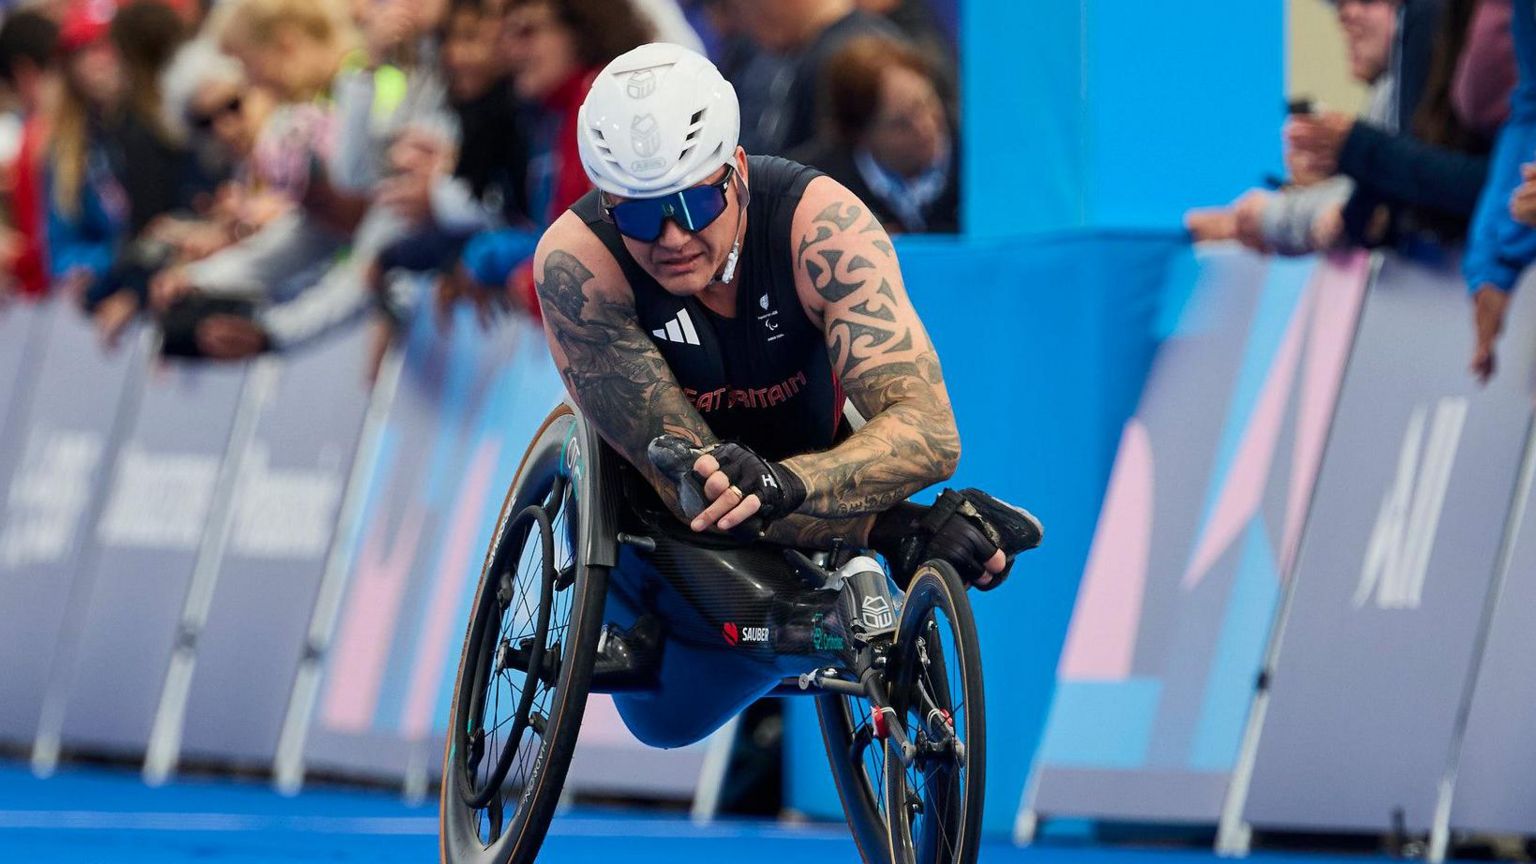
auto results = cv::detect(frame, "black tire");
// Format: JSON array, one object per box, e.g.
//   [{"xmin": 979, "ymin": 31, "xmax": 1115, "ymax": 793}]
[
  {"xmin": 440, "ymin": 404, "xmax": 608, "ymax": 864},
  {"xmin": 884, "ymin": 560, "xmax": 985, "ymax": 864},
  {"xmin": 817, "ymin": 691, "xmax": 895, "ymax": 864}
]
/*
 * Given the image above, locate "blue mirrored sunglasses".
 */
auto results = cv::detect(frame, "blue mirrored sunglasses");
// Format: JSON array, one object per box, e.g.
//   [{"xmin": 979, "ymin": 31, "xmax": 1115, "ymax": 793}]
[{"xmin": 603, "ymin": 165, "xmax": 735, "ymax": 243}]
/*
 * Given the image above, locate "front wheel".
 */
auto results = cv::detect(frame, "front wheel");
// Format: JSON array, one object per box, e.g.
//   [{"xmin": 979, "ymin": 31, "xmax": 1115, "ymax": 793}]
[
  {"xmin": 440, "ymin": 404, "xmax": 608, "ymax": 864},
  {"xmin": 884, "ymin": 560, "xmax": 985, "ymax": 864}
]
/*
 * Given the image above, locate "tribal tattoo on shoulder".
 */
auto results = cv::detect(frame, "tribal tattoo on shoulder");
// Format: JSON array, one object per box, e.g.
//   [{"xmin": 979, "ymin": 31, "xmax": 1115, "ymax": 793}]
[
  {"xmin": 537, "ymin": 250, "xmax": 716, "ymax": 496},
  {"xmin": 785, "ymin": 201, "xmax": 961, "ymax": 519}
]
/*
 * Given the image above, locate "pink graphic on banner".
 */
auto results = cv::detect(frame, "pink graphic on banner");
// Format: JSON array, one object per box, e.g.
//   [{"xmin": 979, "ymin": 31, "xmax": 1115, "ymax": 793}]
[
  {"xmin": 1281, "ymin": 251, "xmax": 1369, "ymax": 575},
  {"xmin": 322, "ymin": 503, "xmax": 427, "ymax": 733},
  {"xmin": 401, "ymin": 439, "xmax": 502, "ymax": 739},
  {"xmin": 1182, "ymin": 290, "xmax": 1310, "ymax": 589},
  {"xmin": 1061, "ymin": 419, "xmax": 1152, "ymax": 681}
]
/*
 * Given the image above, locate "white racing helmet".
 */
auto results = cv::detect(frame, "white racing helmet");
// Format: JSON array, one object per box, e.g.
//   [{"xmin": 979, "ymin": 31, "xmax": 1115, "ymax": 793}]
[{"xmin": 578, "ymin": 43, "xmax": 741, "ymax": 199}]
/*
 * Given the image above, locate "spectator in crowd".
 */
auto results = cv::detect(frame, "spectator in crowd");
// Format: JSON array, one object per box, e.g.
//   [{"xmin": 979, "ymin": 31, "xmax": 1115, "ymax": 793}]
[
  {"xmin": 436, "ymin": 0, "xmax": 653, "ymax": 321},
  {"xmin": 792, "ymin": 35, "xmax": 958, "ymax": 233},
  {"xmin": 1287, "ymin": 0, "xmax": 1502, "ymax": 253},
  {"xmin": 367, "ymin": 0, "xmax": 529, "ymax": 338},
  {"xmin": 155, "ymin": 0, "xmax": 458, "ymax": 359},
  {"xmin": 724, "ymin": 0, "xmax": 900, "ymax": 155},
  {"xmin": 106, "ymin": 0, "xmax": 196, "ymax": 238},
  {"xmin": 1453, "ymin": 0, "xmax": 1515, "ymax": 137},
  {"xmin": 84, "ymin": 0, "xmax": 208, "ymax": 343},
  {"xmin": 1185, "ymin": 0, "xmax": 1444, "ymax": 255},
  {"xmin": 853, "ymin": 0, "xmax": 956, "ymax": 102},
  {"xmin": 0, "ymin": 10, "xmax": 60, "ymax": 300},
  {"xmin": 157, "ymin": 38, "xmax": 284, "ymax": 234},
  {"xmin": 46, "ymin": 0, "xmax": 129, "ymax": 299},
  {"xmin": 1466, "ymin": 0, "xmax": 1536, "ymax": 380}
]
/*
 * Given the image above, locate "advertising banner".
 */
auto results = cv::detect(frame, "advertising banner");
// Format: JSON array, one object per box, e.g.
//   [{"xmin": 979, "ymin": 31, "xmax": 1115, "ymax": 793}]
[
  {"xmin": 169, "ymin": 326, "xmax": 374, "ymax": 767},
  {"xmin": 1021, "ymin": 249, "xmax": 1369, "ymax": 828},
  {"xmin": 0, "ymin": 309, "xmax": 146, "ymax": 747},
  {"xmin": 48, "ymin": 359, "xmax": 247, "ymax": 756},
  {"xmin": 1238, "ymin": 259, "xmax": 1536, "ymax": 834}
]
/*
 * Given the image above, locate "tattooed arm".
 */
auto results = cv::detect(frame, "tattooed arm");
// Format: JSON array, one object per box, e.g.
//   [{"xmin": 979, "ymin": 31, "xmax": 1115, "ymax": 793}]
[
  {"xmin": 533, "ymin": 214, "xmax": 717, "ymax": 511},
  {"xmin": 778, "ymin": 178, "xmax": 961, "ymax": 520}
]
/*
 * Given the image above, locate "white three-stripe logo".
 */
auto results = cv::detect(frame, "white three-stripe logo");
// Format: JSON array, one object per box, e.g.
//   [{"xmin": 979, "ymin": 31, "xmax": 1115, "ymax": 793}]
[
  {"xmin": 652, "ymin": 309, "xmax": 700, "ymax": 346},
  {"xmin": 1354, "ymin": 397, "xmax": 1468, "ymax": 611}
]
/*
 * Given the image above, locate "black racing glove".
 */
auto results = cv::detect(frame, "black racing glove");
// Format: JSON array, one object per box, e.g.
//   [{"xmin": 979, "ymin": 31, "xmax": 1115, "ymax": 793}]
[
  {"xmin": 647, "ymin": 436, "xmax": 808, "ymax": 530},
  {"xmin": 869, "ymin": 488, "xmax": 1043, "ymax": 590}
]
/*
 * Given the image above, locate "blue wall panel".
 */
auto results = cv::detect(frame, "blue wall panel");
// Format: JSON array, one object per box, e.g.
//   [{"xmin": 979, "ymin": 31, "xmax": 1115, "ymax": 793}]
[{"xmin": 785, "ymin": 230, "xmax": 1184, "ymax": 835}]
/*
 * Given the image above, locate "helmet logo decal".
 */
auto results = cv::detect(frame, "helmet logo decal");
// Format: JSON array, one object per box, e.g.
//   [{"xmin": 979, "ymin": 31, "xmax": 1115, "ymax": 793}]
[
  {"xmin": 632, "ymin": 114, "xmax": 662, "ymax": 158},
  {"xmin": 626, "ymin": 69, "xmax": 657, "ymax": 99}
]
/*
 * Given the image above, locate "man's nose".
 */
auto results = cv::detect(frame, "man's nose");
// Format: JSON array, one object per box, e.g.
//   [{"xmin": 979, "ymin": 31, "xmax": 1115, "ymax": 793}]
[{"xmin": 657, "ymin": 218, "xmax": 692, "ymax": 247}]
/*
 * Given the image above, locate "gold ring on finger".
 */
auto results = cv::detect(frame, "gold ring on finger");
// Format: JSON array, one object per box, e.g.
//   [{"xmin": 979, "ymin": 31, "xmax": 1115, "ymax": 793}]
[{"xmin": 728, "ymin": 485, "xmax": 745, "ymax": 500}]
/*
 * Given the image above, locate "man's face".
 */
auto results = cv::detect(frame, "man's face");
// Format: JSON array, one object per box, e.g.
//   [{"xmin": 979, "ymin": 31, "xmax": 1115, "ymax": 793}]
[
  {"xmin": 618, "ymin": 152, "xmax": 748, "ymax": 298},
  {"xmin": 1337, "ymin": 0, "xmax": 1398, "ymax": 83},
  {"xmin": 442, "ymin": 7, "xmax": 501, "ymax": 102}
]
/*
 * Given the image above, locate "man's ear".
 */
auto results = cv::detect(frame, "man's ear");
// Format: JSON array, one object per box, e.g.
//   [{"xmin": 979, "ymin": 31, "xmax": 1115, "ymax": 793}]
[{"xmin": 734, "ymin": 146, "xmax": 751, "ymax": 208}]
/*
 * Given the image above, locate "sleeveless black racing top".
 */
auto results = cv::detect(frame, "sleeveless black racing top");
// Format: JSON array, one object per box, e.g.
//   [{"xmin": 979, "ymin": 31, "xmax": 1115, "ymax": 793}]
[{"xmin": 570, "ymin": 156, "xmax": 845, "ymax": 462}]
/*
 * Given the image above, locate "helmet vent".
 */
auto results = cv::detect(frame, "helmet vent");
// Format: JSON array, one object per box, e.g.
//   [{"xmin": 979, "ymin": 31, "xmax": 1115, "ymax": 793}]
[
  {"xmin": 591, "ymin": 127, "xmax": 606, "ymax": 141},
  {"xmin": 685, "ymin": 128, "xmax": 700, "ymax": 142},
  {"xmin": 690, "ymin": 109, "xmax": 706, "ymax": 126},
  {"xmin": 679, "ymin": 145, "xmax": 695, "ymax": 162}
]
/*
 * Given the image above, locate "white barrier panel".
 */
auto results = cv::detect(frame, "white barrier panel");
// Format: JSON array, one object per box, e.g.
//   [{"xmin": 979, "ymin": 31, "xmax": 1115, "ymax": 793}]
[
  {"xmin": 0, "ymin": 305, "xmax": 146, "ymax": 749},
  {"xmin": 155, "ymin": 325, "xmax": 374, "ymax": 774},
  {"xmin": 1232, "ymin": 258, "xmax": 1536, "ymax": 836},
  {"xmin": 0, "ymin": 301, "xmax": 45, "ymax": 450},
  {"xmin": 43, "ymin": 358, "xmax": 248, "ymax": 759},
  {"xmin": 1019, "ymin": 249, "xmax": 1369, "ymax": 832},
  {"xmin": 1445, "ymin": 426, "xmax": 1536, "ymax": 837}
]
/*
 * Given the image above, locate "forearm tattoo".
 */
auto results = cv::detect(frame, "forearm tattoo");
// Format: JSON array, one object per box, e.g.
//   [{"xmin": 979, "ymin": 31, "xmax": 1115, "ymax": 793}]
[
  {"xmin": 537, "ymin": 250, "xmax": 717, "ymax": 511},
  {"xmin": 785, "ymin": 201, "xmax": 961, "ymax": 518}
]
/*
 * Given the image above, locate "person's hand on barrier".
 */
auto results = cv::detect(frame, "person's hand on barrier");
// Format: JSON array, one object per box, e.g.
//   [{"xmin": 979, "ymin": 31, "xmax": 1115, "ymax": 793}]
[
  {"xmin": 1510, "ymin": 163, "xmax": 1536, "ymax": 227},
  {"xmin": 1231, "ymin": 190, "xmax": 1274, "ymax": 253},
  {"xmin": 1310, "ymin": 203, "xmax": 1345, "ymax": 250},
  {"xmin": 435, "ymin": 263, "xmax": 502, "ymax": 333},
  {"xmin": 1183, "ymin": 208, "xmax": 1239, "ymax": 244},
  {"xmin": 1286, "ymin": 111, "xmax": 1353, "ymax": 180},
  {"xmin": 94, "ymin": 290, "xmax": 140, "ymax": 351},
  {"xmin": 196, "ymin": 314, "xmax": 270, "ymax": 360},
  {"xmin": 150, "ymin": 266, "xmax": 196, "ymax": 312},
  {"xmin": 1471, "ymin": 285, "xmax": 1511, "ymax": 383}
]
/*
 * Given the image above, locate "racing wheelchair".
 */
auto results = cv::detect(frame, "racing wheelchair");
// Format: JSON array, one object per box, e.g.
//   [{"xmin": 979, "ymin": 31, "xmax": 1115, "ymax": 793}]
[{"xmin": 439, "ymin": 402, "xmax": 988, "ymax": 864}]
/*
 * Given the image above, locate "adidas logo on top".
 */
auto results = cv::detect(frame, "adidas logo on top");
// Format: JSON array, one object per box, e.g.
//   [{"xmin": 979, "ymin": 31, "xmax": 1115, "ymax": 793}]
[{"xmin": 652, "ymin": 309, "xmax": 700, "ymax": 346}]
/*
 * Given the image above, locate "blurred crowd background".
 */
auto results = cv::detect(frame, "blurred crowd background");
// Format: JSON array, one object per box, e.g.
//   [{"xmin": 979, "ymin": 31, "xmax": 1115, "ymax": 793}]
[{"xmin": 0, "ymin": 0, "xmax": 961, "ymax": 368}]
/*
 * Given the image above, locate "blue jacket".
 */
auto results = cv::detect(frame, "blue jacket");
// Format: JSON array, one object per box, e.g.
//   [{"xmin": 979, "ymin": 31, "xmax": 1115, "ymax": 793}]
[
  {"xmin": 1465, "ymin": 0, "xmax": 1536, "ymax": 292},
  {"xmin": 45, "ymin": 142, "xmax": 128, "ymax": 288}
]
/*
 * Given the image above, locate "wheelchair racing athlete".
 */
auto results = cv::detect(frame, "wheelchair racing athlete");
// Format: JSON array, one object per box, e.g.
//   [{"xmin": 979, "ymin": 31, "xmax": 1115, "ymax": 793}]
[{"xmin": 532, "ymin": 43, "xmax": 1040, "ymax": 588}]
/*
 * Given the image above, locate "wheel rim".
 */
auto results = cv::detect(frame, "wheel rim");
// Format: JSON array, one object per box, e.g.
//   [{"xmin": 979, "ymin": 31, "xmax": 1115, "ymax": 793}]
[
  {"xmin": 890, "ymin": 595, "xmax": 972, "ymax": 864},
  {"xmin": 454, "ymin": 473, "xmax": 580, "ymax": 848}
]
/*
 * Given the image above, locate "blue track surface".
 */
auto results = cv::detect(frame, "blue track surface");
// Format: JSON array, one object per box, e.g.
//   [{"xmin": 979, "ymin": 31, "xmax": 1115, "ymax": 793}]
[{"xmin": 0, "ymin": 762, "xmax": 1401, "ymax": 864}]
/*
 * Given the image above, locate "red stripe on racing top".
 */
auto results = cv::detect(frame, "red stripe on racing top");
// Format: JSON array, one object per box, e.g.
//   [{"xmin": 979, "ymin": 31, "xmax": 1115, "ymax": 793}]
[{"xmin": 831, "ymin": 370, "xmax": 846, "ymax": 439}]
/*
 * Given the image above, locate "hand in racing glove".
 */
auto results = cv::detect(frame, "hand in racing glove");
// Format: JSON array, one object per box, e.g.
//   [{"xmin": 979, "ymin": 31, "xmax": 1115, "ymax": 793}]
[
  {"xmin": 647, "ymin": 436, "xmax": 807, "ymax": 537},
  {"xmin": 869, "ymin": 488, "xmax": 1043, "ymax": 590}
]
